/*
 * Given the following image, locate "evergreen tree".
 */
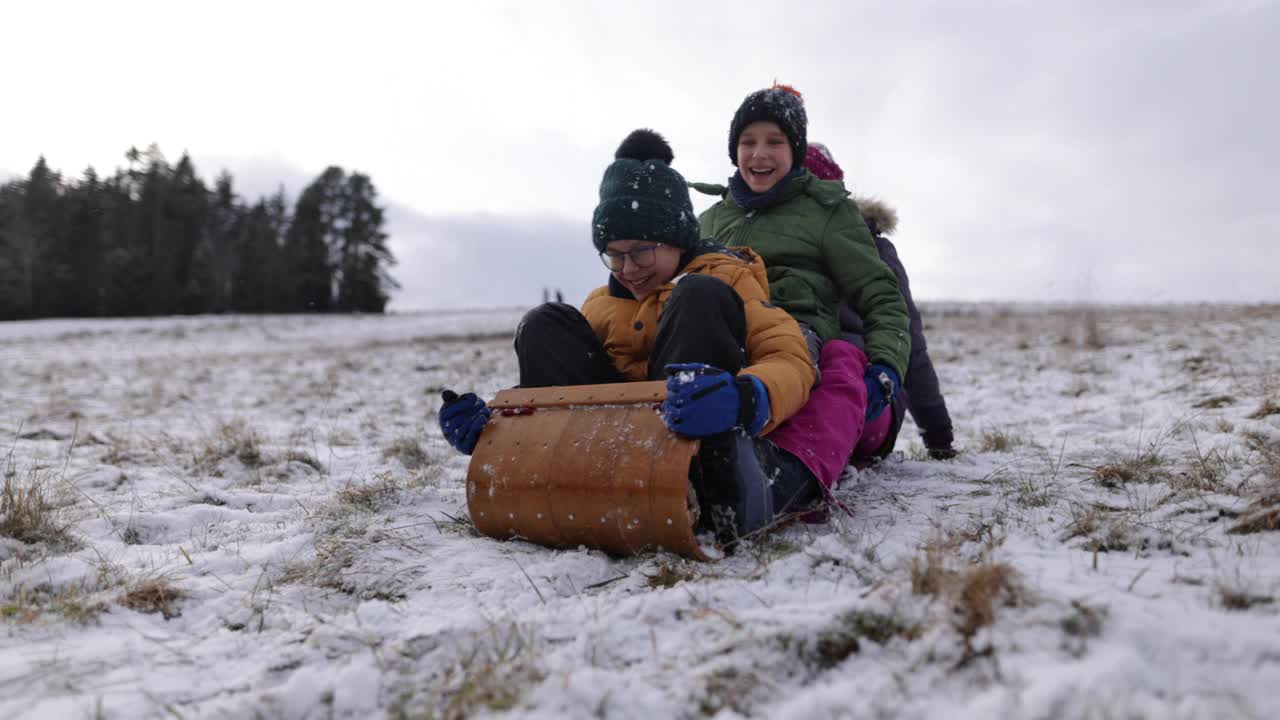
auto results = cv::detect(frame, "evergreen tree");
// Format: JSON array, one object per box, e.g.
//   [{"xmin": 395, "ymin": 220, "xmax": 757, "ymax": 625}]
[
  {"xmin": 335, "ymin": 172, "xmax": 398, "ymax": 312},
  {"xmin": 102, "ymin": 148, "xmax": 159, "ymax": 316},
  {"xmin": 21, "ymin": 157, "xmax": 63, "ymax": 317},
  {"xmin": 136, "ymin": 145, "xmax": 177, "ymax": 315},
  {"xmin": 263, "ymin": 190, "xmax": 290, "ymax": 312},
  {"xmin": 61, "ymin": 167, "xmax": 108, "ymax": 316},
  {"xmin": 0, "ymin": 180, "xmax": 28, "ymax": 319},
  {"xmin": 232, "ymin": 192, "xmax": 287, "ymax": 313},
  {"xmin": 285, "ymin": 166, "xmax": 346, "ymax": 311},
  {"xmin": 169, "ymin": 153, "xmax": 211, "ymax": 314},
  {"xmin": 202, "ymin": 172, "xmax": 242, "ymax": 314}
]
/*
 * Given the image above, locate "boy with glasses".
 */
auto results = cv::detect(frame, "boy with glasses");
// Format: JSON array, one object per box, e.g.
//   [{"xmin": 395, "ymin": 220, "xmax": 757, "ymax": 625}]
[{"xmin": 440, "ymin": 129, "xmax": 823, "ymax": 548}]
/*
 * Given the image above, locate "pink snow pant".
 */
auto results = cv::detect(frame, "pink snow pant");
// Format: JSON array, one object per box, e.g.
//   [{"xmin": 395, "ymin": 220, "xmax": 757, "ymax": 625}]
[{"xmin": 767, "ymin": 340, "xmax": 893, "ymax": 491}]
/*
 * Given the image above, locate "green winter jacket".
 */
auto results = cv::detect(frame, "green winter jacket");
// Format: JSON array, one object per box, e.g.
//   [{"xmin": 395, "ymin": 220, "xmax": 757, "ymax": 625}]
[{"xmin": 695, "ymin": 173, "xmax": 911, "ymax": 380}]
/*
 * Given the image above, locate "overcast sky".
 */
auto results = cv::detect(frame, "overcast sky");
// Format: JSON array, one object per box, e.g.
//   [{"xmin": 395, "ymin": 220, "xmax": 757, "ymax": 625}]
[{"xmin": 4, "ymin": 0, "xmax": 1277, "ymax": 309}]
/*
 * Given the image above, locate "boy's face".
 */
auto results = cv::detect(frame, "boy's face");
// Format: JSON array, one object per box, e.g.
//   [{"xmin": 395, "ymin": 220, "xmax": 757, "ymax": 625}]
[
  {"xmin": 736, "ymin": 121, "xmax": 793, "ymax": 193},
  {"xmin": 604, "ymin": 239, "xmax": 682, "ymax": 301}
]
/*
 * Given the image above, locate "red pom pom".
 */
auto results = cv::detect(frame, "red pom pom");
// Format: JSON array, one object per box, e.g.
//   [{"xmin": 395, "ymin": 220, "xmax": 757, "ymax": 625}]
[{"xmin": 771, "ymin": 81, "xmax": 804, "ymax": 103}]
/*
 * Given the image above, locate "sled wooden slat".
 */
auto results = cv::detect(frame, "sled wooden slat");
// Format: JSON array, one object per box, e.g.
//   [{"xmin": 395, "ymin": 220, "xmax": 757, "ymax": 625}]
[
  {"xmin": 466, "ymin": 383, "xmax": 710, "ymax": 560},
  {"xmin": 486, "ymin": 381, "xmax": 668, "ymax": 409}
]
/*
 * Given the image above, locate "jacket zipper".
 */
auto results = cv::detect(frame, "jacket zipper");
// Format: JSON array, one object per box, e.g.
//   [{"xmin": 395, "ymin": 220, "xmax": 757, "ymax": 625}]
[{"xmin": 734, "ymin": 210, "xmax": 756, "ymax": 246}]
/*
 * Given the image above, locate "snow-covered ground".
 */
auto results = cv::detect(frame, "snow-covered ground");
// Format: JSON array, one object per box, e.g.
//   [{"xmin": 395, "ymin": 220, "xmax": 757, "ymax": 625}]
[{"xmin": 2, "ymin": 304, "xmax": 1278, "ymax": 719}]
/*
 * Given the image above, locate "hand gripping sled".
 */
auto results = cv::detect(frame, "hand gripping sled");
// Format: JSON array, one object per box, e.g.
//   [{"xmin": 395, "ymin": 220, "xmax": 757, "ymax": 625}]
[{"xmin": 465, "ymin": 381, "xmax": 713, "ymax": 560}]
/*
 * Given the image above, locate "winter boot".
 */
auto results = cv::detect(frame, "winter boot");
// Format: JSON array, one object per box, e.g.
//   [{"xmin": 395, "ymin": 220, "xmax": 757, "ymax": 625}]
[
  {"xmin": 693, "ymin": 430, "xmax": 774, "ymax": 551},
  {"xmin": 763, "ymin": 441, "xmax": 825, "ymax": 519}
]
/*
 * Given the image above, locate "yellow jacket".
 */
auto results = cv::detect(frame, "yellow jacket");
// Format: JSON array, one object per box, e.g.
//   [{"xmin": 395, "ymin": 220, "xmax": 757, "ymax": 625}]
[{"xmin": 581, "ymin": 247, "xmax": 814, "ymax": 434}]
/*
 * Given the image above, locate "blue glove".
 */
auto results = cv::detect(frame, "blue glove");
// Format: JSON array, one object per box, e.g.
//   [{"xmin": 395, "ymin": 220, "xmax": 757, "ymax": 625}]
[
  {"xmin": 662, "ymin": 363, "xmax": 770, "ymax": 437},
  {"xmin": 863, "ymin": 364, "xmax": 900, "ymax": 422},
  {"xmin": 439, "ymin": 390, "xmax": 490, "ymax": 455}
]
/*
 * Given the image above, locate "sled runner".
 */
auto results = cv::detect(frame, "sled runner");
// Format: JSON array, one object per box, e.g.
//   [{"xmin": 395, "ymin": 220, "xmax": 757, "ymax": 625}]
[{"xmin": 465, "ymin": 381, "xmax": 713, "ymax": 560}]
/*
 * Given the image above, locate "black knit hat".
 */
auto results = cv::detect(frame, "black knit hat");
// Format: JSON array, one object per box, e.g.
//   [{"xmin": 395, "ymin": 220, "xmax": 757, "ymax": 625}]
[
  {"xmin": 728, "ymin": 83, "xmax": 808, "ymax": 171},
  {"xmin": 591, "ymin": 129, "xmax": 700, "ymax": 252}
]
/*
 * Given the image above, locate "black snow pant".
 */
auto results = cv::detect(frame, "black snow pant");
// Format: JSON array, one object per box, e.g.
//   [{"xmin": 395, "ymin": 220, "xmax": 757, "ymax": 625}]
[
  {"xmin": 513, "ymin": 275, "xmax": 821, "ymax": 546},
  {"xmin": 514, "ymin": 274, "xmax": 748, "ymax": 387}
]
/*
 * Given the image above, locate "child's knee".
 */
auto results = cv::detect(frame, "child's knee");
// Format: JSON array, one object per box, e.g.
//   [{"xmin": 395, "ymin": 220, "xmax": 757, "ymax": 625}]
[
  {"xmin": 517, "ymin": 301, "xmax": 582, "ymax": 338},
  {"xmin": 669, "ymin": 274, "xmax": 737, "ymax": 306}
]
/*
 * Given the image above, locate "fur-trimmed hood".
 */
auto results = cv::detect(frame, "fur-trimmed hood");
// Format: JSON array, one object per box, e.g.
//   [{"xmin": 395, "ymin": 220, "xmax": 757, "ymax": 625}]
[{"xmin": 853, "ymin": 196, "xmax": 898, "ymax": 236}]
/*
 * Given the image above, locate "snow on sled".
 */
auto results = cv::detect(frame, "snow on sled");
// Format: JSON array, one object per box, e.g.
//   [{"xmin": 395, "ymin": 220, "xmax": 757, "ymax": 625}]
[{"xmin": 465, "ymin": 380, "xmax": 714, "ymax": 560}]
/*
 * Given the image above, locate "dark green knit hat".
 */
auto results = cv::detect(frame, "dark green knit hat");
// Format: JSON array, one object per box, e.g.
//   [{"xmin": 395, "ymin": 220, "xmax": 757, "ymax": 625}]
[{"xmin": 591, "ymin": 129, "xmax": 700, "ymax": 252}]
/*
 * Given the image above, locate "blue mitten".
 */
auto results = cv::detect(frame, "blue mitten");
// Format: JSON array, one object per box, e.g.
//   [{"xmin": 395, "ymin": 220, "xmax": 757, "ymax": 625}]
[
  {"xmin": 863, "ymin": 363, "xmax": 900, "ymax": 422},
  {"xmin": 439, "ymin": 390, "xmax": 491, "ymax": 455},
  {"xmin": 662, "ymin": 363, "xmax": 770, "ymax": 437}
]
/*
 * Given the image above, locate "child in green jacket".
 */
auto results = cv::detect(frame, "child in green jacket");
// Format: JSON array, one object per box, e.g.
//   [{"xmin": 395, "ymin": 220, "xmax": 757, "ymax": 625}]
[{"xmin": 697, "ymin": 83, "xmax": 912, "ymax": 503}]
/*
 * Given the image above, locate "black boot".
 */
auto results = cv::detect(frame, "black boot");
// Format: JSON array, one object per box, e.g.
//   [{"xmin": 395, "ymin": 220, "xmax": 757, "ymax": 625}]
[
  {"xmin": 694, "ymin": 430, "xmax": 775, "ymax": 552},
  {"xmin": 763, "ymin": 442, "xmax": 824, "ymax": 516}
]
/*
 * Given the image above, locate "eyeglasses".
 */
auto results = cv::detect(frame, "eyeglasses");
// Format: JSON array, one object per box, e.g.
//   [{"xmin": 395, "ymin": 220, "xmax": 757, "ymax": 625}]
[{"xmin": 600, "ymin": 245, "xmax": 659, "ymax": 271}]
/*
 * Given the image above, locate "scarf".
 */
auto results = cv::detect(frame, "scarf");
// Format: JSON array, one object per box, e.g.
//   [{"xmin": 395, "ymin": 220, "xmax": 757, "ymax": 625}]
[{"xmin": 727, "ymin": 167, "xmax": 804, "ymax": 211}]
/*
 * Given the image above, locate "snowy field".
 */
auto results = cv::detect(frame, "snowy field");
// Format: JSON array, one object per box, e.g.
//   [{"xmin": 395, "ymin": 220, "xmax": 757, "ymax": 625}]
[{"xmin": 2, "ymin": 304, "xmax": 1279, "ymax": 719}]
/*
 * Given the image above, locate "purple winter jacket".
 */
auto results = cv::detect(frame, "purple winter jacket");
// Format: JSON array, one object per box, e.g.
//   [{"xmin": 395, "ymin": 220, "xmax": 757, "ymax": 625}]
[{"xmin": 838, "ymin": 199, "xmax": 954, "ymax": 451}]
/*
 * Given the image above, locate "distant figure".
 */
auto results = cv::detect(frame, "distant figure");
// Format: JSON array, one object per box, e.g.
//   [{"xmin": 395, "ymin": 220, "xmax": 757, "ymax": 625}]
[
  {"xmin": 554, "ymin": 289, "xmax": 564, "ymax": 303},
  {"xmin": 541, "ymin": 287, "xmax": 550, "ymax": 304},
  {"xmin": 805, "ymin": 141, "xmax": 957, "ymax": 460}
]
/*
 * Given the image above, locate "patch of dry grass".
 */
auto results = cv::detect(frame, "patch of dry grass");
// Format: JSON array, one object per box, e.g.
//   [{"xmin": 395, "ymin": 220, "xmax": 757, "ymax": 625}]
[
  {"xmin": 644, "ymin": 560, "xmax": 698, "ymax": 589},
  {"xmin": 117, "ymin": 578, "xmax": 188, "ymax": 620},
  {"xmin": 336, "ymin": 474, "xmax": 402, "ymax": 512},
  {"xmin": 100, "ymin": 433, "xmax": 137, "ymax": 466},
  {"xmin": 979, "ymin": 429, "xmax": 1025, "ymax": 453},
  {"xmin": 392, "ymin": 623, "xmax": 544, "ymax": 720},
  {"xmin": 698, "ymin": 666, "xmax": 762, "ymax": 717},
  {"xmin": 284, "ymin": 450, "xmax": 325, "ymax": 473},
  {"xmin": 1182, "ymin": 355, "xmax": 1213, "ymax": 373},
  {"xmin": 196, "ymin": 420, "xmax": 266, "ymax": 471},
  {"xmin": 1060, "ymin": 599, "xmax": 1105, "ymax": 638},
  {"xmin": 1193, "ymin": 395, "xmax": 1236, "ymax": 410},
  {"xmin": 1224, "ymin": 432, "xmax": 1280, "ymax": 534},
  {"xmin": 1228, "ymin": 478, "xmax": 1280, "ymax": 535},
  {"xmin": 1, "ymin": 471, "xmax": 77, "ymax": 550},
  {"xmin": 1217, "ymin": 583, "xmax": 1276, "ymax": 611},
  {"xmin": 909, "ymin": 528, "xmax": 1028, "ymax": 662},
  {"xmin": 1059, "ymin": 502, "xmax": 1104, "ymax": 543},
  {"xmin": 808, "ymin": 609, "xmax": 920, "ymax": 671},
  {"xmin": 1247, "ymin": 398, "xmax": 1280, "ymax": 420},
  {"xmin": 1059, "ymin": 503, "xmax": 1137, "ymax": 553},
  {"xmin": 383, "ymin": 436, "xmax": 430, "ymax": 470},
  {"xmin": 1169, "ymin": 431, "xmax": 1243, "ymax": 493},
  {"xmin": 1090, "ymin": 445, "xmax": 1169, "ymax": 489},
  {"xmin": 280, "ymin": 478, "xmax": 410, "ymax": 600},
  {"xmin": 1, "ymin": 582, "xmax": 108, "ymax": 625}
]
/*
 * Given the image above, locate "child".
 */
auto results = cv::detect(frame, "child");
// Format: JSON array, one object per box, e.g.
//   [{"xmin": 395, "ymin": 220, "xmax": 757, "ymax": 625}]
[
  {"xmin": 695, "ymin": 84, "xmax": 912, "ymax": 495},
  {"xmin": 440, "ymin": 129, "xmax": 821, "ymax": 548},
  {"xmin": 805, "ymin": 142, "xmax": 958, "ymax": 460}
]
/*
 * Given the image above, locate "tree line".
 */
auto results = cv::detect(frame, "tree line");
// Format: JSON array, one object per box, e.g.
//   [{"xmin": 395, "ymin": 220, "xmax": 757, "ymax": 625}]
[{"xmin": 0, "ymin": 145, "xmax": 398, "ymax": 320}]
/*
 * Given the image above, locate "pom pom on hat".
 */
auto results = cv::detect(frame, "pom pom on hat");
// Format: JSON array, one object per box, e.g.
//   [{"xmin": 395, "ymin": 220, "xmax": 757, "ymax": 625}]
[
  {"xmin": 615, "ymin": 128, "xmax": 674, "ymax": 164},
  {"xmin": 771, "ymin": 83, "xmax": 804, "ymax": 101}
]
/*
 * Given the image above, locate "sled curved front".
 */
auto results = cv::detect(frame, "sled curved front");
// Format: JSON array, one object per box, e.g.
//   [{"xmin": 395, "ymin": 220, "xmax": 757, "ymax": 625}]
[{"xmin": 465, "ymin": 381, "xmax": 710, "ymax": 560}]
